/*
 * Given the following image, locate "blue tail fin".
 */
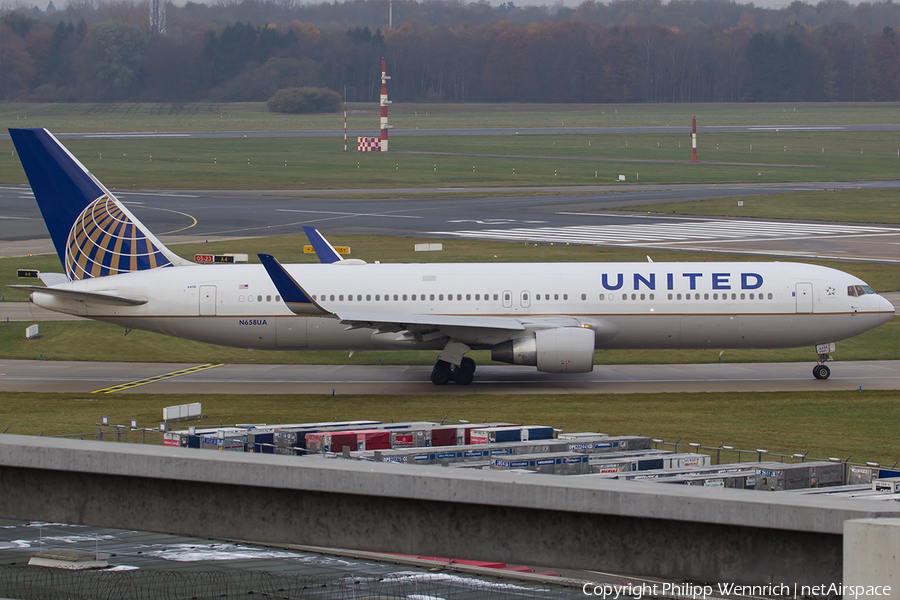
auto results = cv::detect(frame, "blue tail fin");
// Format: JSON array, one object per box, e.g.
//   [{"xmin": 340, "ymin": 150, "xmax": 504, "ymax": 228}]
[{"xmin": 9, "ymin": 128, "xmax": 187, "ymax": 281}]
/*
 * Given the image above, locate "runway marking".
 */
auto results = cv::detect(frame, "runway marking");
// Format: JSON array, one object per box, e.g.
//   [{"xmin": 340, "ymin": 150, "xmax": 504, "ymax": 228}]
[
  {"xmin": 276, "ymin": 209, "xmax": 423, "ymax": 219},
  {"xmin": 436, "ymin": 219, "xmax": 897, "ymax": 246},
  {"xmin": 92, "ymin": 363, "xmax": 223, "ymax": 394}
]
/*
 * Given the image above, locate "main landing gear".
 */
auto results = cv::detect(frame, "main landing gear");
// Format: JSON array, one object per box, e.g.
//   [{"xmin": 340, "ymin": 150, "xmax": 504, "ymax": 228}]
[{"xmin": 431, "ymin": 357, "xmax": 476, "ymax": 386}]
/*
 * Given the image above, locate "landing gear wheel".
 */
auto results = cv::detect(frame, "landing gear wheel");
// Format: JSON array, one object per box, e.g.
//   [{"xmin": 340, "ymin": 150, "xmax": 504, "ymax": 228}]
[
  {"xmin": 431, "ymin": 360, "xmax": 452, "ymax": 386},
  {"xmin": 454, "ymin": 367, "xmax": 474, "ymax": 386},
  {"xmin": 813, "ymin": 364, "xmax": 831, "ymax": 380},
  {"xmin": 461, "ymin": 357, "xmax": 476, "ymax": 373}
]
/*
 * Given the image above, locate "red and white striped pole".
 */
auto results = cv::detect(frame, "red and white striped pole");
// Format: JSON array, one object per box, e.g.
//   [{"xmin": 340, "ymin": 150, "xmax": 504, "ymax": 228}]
[
  {"xmin": 691, "ymin": 115, "xmax": 698, "ymax": 162},
  {"xmin": 343, "ymin": 87, "xmax": 347, "ymax": 152},
  {"xmin": 380, "ymin": 56, "xmax": 391, "ymax": 152}
]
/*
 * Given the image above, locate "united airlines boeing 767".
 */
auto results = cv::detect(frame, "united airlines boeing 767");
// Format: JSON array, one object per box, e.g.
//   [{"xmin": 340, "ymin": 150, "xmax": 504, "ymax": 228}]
[{"xmin": 9, "ymin": 128, "xmax": 894, "ymax": 385}]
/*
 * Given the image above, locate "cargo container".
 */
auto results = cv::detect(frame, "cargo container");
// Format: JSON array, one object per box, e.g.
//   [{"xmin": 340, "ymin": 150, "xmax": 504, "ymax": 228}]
[
  {"xmin": 247, "ymin": 432, "xmax": 274, "ymax": 454},
  {"xmin": 470, "ymin": 427, "xmax": 523, "ymax": 444},
  {"xmin": 491, "ymin": 453, "xmax": 590, "ymax": 475},
  {"xmin": 454, "ymin": 423, "xmax": 515, "ymax": 445},
  {"xmin": 355, "ymin": 430, "xmax": 391, "ymax": 451},
  {"xmin": 848, "ymin": 466, "xmax": 900, "ymax": 485},
  {"xmin": 390, "ymin": 429, "xmax": 432, "ymax": 448},
  {"xmin": 660, "ymin": 470, "xmax": 757, "ymax": 489},
  {"xmin": 560, "ymin": 435, "xmax": 653, "ymax": 454},
  {"xmin": 754, "ymin": 461, "xmax": 844, "ymax": 491},
  {"xmin": 430, "ymin": 427, "xmax": 457, "ymax": 447},
  {"xmin": 305, "ymin": 432, "xmax": 359, "ymax": 454}
]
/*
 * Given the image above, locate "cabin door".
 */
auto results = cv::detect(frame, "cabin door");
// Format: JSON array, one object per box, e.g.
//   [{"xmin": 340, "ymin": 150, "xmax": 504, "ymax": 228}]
[
  {"xmin": 200, "ymin": 285, "xmax": 217, "ymax": 316},
  {"xmin": 795, "ymin": 283, "xmax": 813, "ymax": 314}
]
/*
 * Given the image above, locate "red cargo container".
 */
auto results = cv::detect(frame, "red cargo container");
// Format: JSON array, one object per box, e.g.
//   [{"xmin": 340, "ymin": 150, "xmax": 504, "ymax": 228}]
[
  {"xmin": 355, "ymin": 430, "xmax": 391, "ymax": 451},
  {"xmin": 305, "ymin": 431, "xmax": 360, "ymax": 453},
  {"xmin": 430, "ymin": 427, "xmax": 457, "ymax": 447}
]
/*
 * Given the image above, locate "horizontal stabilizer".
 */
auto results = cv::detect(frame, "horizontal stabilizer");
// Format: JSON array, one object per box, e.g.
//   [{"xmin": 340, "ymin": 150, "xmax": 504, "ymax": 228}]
[
  {"xmin": 10, "ymin": 285, "xmax": 147, "ymax": 306},
  {"xmin": 257, "ymin": 253, "xmax": 329, "ymax": 315},
  {"xmin": 38, "ymin": 273, "xmax": 68, "ymax": 287}
]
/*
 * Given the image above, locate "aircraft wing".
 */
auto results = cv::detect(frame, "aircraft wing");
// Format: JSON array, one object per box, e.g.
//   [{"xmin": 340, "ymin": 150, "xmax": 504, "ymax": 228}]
[
  {"xmin": 10, "ymin": 285, "xmax": 148, "ymax": 306},
  {"xmin": 258, "ymin": 253, "xmax": 596, "ymax": 343}
]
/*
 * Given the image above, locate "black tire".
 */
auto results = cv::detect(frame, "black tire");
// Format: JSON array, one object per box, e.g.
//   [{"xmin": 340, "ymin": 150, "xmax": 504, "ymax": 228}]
[
  {"xmin": 431, "ymin": 367, "xmax": 451, "ymax": 385},
  {"xmin": 454, "ymin": 368, "xmax": 474, "ymax": 386},
  {"xmin": 813, "ymin": 364, "xmax": 831, "ymax": 380},
  {"xmin": 461, "ymin": 357, "xmax": 476, "ymax": 373}
]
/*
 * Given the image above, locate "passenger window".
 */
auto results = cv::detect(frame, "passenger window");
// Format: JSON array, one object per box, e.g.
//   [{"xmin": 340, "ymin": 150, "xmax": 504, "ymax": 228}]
[
  {"xmin": 367, "ymin": 295, "xmax": 371, "ymax": 301},
  {"xmin": 749, "ymin": 293, "xmax": 754, "ymax": 300},
  {"xmin": 631, "ymin": 294, "xmax": 637, "ymax": 300},
  {"xmin": 330, "ymin": 295, "xmax": 335, "ymax": 301},
  {"xmin": 713, "ymin": 293, "xmax": 718, "ymax": 300},
  {"xmin": 249, "ymin": 296, "xmax": 254, "ymax": 302},
  {"xmin": 430, "ymin": 294, "xmax": 435, "ymax": 301},
  {"xmin": 457, "ymin": 294, "xmax": 462, "ymax": 301},
  {"xmin": 667, "ymin": 294, "xmax": 672, "ymax": 300},
  {"xmin": 447, "ymin": 294, "xmax": 452, "ymax": 301},
  {"xmin": 677, "ymin": 294, "xmax": 682, "ymax": 300},
  {"xmin": 740, "ymin": 293, "xmax": 746, "ymax": 300},
  {"xmin": 504, "ymin": 293, "xmax": 510, "ymax": 301},
  {"xmin": 266, "ymin": 295, "xmax": 271, "ymax": 302},
  {"xmin": 649, "ymin": 294, "xmax": 654, "ymax": 300},
  {"xmin": 348, "ymin": 295, "xmax": 353, "ymax": 301},
  {"xmin": 768, "ymin": 293, "xmax": 773, "ymax": 299},
  {"xmin": 466, "ymin": 294, "xmax": 471, "ymax": 301},
  {"xmin": 257, "ymin": 295, "xmax": 263, "ymax": 302},
  {"xmin": 393, "ymin": 294, "xmax": 399, "ymax": 301},
  {"xmin": 494, "ymin": 294, "xmax": 499, "ymax": 301},
  {"xmin": 239, "ymin": 295, "xmax": 245, "ymax": 302},
  {"xmin": 439, "ymin": 294, "xmax": 444, "ymax": 301},
  {"xmin": 402, "ymin": 294, "xmax": 407, "ymax": 301},
  {"xmin": 339, "ymin": 295, "xmax": 344, "ymax": 301},
  {"xmin": 275, "ymin": 295, "xmax": 280, "ymax": 302},
  {"xmin": 704, "ymin": 293, "xmax": 709, "ymax": 300},
  {"xmin": 640, "ymin": 293, "xmax": 645, "ymax": 300},
  {"xmin": 475, "ymin": 294, "xmax": 480, "ymax": 301},
  {"xmin": 563, "ymin": 294, "xmax": 568, "ymax": 300},
  {"xmin": 357, "ymin": 295, "xmax": 362, "ymax": 301},
  {"xmin": 731, "ymin": 293, "xmax": 736, "ymax": 300},
  {"xmin": 375, "ymin": 295, "xmax": 380, "ymax": 301},
  {"xmin": 582, "ymin": 294, "xmax": 587, "ymax": 300}
]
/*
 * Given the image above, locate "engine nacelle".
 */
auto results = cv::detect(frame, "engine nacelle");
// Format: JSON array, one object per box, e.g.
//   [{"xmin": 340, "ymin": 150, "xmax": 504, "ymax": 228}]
[{"xmin": 491, "ymin": 327, "xmax": 595, "ymax": 373}]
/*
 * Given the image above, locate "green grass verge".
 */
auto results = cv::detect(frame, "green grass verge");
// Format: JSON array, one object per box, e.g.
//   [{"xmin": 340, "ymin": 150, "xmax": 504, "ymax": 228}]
[
  {"xmin": 2, "ymin": 102, "xmax": 898, "ymax": 132},
  {"xmin": 2, "ymin": 131, "xmax": 897, "ymax": 189},
  {"xmin": 609, "ymin": 188, "xmax": 900, "ymax": 224},
  {"xmin": 1, "ymin": 390, "xmax": 897, "ymax": 465}
]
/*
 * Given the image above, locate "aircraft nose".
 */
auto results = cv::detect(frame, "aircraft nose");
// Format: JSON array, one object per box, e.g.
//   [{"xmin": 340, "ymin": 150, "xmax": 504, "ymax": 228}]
[{"xmin": 879, "ymin": 295, "xmax": 896, "ymax": 316}]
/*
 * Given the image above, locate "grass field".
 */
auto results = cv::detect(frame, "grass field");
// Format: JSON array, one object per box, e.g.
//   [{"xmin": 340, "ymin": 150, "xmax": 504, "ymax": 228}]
[
  {"xmin": 2, "ymin": 390, "xmax": 897, "ymax": 465},
  {"xmin": 2, "ymin": 102, "xmax": 898, "ymax": 132},
  {"xmin": 2, "ymin": 132, "xmax": 897, "ymax": 189},
  {"xmin": 610, "ymin": 188, "xmax": 900, "ymax": 224}
]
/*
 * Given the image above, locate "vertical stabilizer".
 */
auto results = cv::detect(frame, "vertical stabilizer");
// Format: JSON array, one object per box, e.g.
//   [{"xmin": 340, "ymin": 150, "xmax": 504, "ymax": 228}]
[{"xmin": 10, "ymin": 128, "xmax": 189, "ymax": 281}]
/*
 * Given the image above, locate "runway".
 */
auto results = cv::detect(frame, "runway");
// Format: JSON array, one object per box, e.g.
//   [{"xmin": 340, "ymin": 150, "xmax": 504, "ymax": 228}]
[
  {"xmin": 2, "ymin": 181, "xmax": 898, "ymax": 263},
  {"xmin": 1, "ymin": 359, "xmax": 897, "ymax": 395}
]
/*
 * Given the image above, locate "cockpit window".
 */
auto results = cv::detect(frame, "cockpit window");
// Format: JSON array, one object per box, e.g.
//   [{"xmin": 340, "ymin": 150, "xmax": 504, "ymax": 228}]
[{"xmin": 849, "ymin": 285, "xmax": 876, "ymax": 297}]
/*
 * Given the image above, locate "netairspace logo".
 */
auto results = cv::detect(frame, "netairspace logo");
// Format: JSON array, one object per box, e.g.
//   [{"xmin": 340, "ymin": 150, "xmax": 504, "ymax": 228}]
[{"xmin": 582, "ymin": 582, "xmax": 893, "ymax": 599}]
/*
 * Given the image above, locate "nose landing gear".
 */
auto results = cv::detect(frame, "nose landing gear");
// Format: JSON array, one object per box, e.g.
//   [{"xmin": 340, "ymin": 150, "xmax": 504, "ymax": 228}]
[{"xmin": 813, "ymin": 351, "xmax": 833, "ymax": 380}]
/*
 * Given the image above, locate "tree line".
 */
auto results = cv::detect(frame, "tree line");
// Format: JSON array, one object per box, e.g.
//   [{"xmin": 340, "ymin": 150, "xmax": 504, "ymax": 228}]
[{"xmin": 1, "ymin": 0, "xmax": 898, "ymax": 103}]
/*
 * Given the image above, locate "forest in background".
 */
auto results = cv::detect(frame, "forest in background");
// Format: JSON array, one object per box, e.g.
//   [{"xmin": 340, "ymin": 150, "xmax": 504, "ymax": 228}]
[{"xmin": 1, "ymin": 0, "xmax": 898, "ymax": 103}]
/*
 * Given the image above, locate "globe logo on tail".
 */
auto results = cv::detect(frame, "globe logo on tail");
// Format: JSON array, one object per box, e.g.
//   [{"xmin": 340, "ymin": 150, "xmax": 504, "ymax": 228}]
[{"xmin": 65, "ymin": 195, "xmax": 173, "ymax": 280}]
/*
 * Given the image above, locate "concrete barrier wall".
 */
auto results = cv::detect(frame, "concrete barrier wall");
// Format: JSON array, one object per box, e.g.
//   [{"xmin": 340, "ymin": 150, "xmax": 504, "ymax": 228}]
[{"xmin": 2, "ymin": 435, "xmax": 898, "ymax": 586}]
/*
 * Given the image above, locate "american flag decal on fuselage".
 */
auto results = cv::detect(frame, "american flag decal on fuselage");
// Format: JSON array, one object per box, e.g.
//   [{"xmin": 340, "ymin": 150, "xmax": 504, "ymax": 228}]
[{"xmin": 65, "ymin": 195, "xmax": 173, "ymax": 280}]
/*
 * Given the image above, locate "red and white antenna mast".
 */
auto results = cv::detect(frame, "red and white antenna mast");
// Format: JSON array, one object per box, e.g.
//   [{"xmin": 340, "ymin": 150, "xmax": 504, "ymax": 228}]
[
  {"xmin": 691, "ymin": 115, "xmax": 698, "ymax": 162},
  {"xmin": 380, "ymin": 57, "xmax": 392, "ymax": 152}
]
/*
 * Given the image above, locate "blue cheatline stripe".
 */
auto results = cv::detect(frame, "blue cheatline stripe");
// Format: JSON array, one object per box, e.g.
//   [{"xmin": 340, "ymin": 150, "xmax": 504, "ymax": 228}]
[{"xmin": 257, "ymin": 254, "xmax": 311, "ymax": 304}]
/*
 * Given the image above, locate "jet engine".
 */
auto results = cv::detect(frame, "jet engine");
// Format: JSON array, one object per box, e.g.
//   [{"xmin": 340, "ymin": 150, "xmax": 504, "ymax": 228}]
[{"xmin": 491, "ymin": 327, "xmax": 595, "ymax": 373}]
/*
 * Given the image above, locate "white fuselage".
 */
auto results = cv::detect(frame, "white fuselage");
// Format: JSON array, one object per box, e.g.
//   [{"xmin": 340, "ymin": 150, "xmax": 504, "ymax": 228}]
[{"xmin": 30, "ymin": 261, "xmax": 894, "ymax": 353}]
